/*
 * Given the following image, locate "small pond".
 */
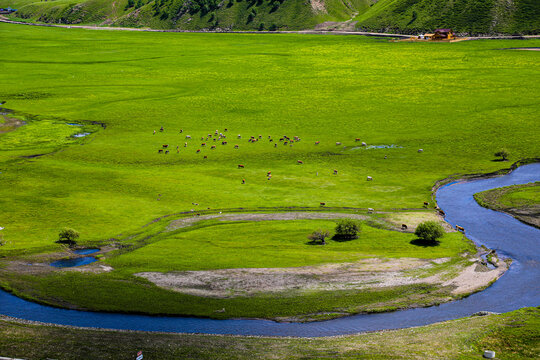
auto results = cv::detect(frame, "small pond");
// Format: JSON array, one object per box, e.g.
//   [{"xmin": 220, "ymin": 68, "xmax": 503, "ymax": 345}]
[
  {"xmin": 74, "ymin": 248, "xmax": 100, "ymax": 255},
  {"xmin": 73, "ymin": 132, "xmax": 90, "ymax": 138},
  {"xmin": 50, "ymin": 256, "xmax": 98, "ymax": 268}
]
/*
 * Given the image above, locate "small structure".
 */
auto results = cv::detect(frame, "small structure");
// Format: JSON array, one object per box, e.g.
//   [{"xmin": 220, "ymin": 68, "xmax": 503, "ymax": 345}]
[{"xmin": 424, "ymin": 29, "xmax": 455, "ymax": 40}]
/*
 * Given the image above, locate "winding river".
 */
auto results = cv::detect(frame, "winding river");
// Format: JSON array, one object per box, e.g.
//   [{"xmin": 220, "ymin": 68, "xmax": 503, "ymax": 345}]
[{"xmin": 1, "ymin": 163, "xmax": 539, "ymax": 337}]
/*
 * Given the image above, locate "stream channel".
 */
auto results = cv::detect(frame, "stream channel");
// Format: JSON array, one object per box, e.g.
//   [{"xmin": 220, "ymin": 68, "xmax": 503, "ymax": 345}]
[{"xmin": 0, "ymin": 163, "xmax": 538, "ymax": 337}]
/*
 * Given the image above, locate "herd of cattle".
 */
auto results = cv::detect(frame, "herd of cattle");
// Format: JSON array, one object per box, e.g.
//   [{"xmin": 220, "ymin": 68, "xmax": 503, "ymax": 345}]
[
  {"xmin": 153, "ymin": 126, "xmax": 382, "ymax": 181},
  {"xmin": 152, "ymin": 127, "xmax": 441, "ymax": 227}
]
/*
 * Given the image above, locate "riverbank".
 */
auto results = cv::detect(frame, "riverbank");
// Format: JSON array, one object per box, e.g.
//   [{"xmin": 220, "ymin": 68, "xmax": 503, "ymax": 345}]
[
  {"xmin": 474, "ymin": 182, "xmax": 540, "ymax": 229},
  {"xmin": 0, "ymin": 307, "xmax": 538, "ymax": 359}
]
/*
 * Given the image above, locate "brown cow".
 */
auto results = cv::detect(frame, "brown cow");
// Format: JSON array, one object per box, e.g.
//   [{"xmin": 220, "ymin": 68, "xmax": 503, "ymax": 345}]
[
  {"xmin": 203, "ymin": 155, "xmax": 208, "ymax": 159},
  {"xmin": 401, "ymin": 224, "xmax": 408, "ymax": 230},
  {"xmin": 238, "ymin": 164, "xmax": 245, "ymax": 168},
  {"xmin": 196, "ymin": 149, "xmax": 201, "ymax": 153},
  {"xmin": 162, "ymin": 144, "xmax": 169, "ymax": 148},
  {"xmin": 355, "ymin": 138, "xmax": 360, "ymax": 142},
  {"xmin": 320, "ymin": 202, "xmax": 325, "ymax": 206},
  {"xmin": 201, "ymin": 143, "xmax": 206, "ymax": 147},
  {"xmin": 234, "ymin": 144, "xmax": 239, "ymax": 149},
  {"xmin": 158, "ymin": 149, "xmax": 163, "ymax": 153},
  {"xmin": 297, "ymin": 160, "xmax": 303, "ymax": 164},
  {"xmin": 456, "ymin": 225, "xmax": 465, "ymax": 232},
  {"xmin": 423, "ymin": 202, "xmax": 429, "ymax": 207},
  {"xmin": 315, "ymin": 141, "xmax": 320, "ymax": 145},
  {"xmin": 333, "ymin": 169, "xmax": 338, "ymax": 175},
  {"xmin": 211, "ymin": 145, "xmax": 216, "ymax": 149}
]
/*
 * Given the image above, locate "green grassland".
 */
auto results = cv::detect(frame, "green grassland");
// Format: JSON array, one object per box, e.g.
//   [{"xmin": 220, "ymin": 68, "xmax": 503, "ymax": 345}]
[
  {"xmin": 474, "ymin": 182, "xmax": 540, "ymax": 227},
  {"xmin": 0, "ymin": 307, "xmax": 538, "ymax": 359},
  {"xmin": 0, "ymin": 23, "xmax": 539, "ymax": 319}
]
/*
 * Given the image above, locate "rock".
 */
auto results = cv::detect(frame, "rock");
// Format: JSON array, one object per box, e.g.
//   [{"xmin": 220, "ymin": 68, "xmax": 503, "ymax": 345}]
[
  {"xmin": 472, "ymin": 311, "xmax": 500, "ymax": 317},
  {"xmin": 483, "ymin": 350, "xmax": 496, "ymax": 358}
]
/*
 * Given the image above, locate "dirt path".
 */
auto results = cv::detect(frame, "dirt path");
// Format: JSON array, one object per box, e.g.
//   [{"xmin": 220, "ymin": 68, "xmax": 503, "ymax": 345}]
[{"xmin": 167, "ymin": 212, "xmax": 370, "ymax": 231}]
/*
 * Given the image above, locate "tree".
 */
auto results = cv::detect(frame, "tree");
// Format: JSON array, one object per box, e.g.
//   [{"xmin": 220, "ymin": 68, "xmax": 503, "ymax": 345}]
[
  {"xmin": 494, "ymin": 148, "xmax": 509, "ymax": 161},
  {"xmin": 307, "ymin": 229, "xmax": 330, "ymax": 245},
  {"xmin": 414, "ymin": 221, "xmax": 444, "ymax": 243},
  {"xmin": 334, "ymin": 219, "xmax": 360, "ymax": 240},
  {"xmin": 258, "ymin": 22, "xmax": 265, "ymax": 31},
  {"xmin": 57, "ymin": 228, "xmax": 79, "ymax": 247}
]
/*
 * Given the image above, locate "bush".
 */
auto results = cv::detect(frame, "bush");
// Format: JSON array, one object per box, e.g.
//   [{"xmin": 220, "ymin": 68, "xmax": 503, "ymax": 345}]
[
  {"xmin": 494, "ymin": 148, "xmax": 509, "ymax": 161},
  {"xmin": 57, "ymin": 228, "xmax": 79, "ymax": 247},
  {"xmin": 334, "ymin": 219, "xmax": 360, "ymax": 240},
  {"xmin": 414, "ymin": 221, "xmax": 444, "ymax": 243},
  {"xmin": 307, "ymin": 229, "xmax": 330, "ymax": 245}
]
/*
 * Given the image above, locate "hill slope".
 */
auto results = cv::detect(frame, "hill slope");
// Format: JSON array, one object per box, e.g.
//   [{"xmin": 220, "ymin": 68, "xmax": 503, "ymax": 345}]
[{"xmin": 0, "ymin": 0, "xmax": 538, "ymax": 34}]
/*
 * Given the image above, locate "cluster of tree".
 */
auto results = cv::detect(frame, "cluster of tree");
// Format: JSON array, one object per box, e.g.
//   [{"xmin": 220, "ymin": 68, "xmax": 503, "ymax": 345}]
[
  {"xmin": 56, "ymin": 228, "xmax": 79, "ymax": 247},
  {"xmin": 307, "ymin": 219, "xmax": 360, "ymax": 245}
]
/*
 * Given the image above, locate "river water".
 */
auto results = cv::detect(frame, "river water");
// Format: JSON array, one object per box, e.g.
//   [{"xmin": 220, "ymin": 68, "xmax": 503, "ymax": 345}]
[{"xmin": 0, "ymin": 164, "xmax": 538, "ymax": 337}]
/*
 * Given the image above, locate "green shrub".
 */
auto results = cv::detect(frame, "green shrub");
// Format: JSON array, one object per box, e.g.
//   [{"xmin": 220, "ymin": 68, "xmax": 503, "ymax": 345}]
[
  {"xmin": 57, "ymin": 228, "xmax": 79, "ymax": 247},
  {"xmin": 334, "ymin": 219, "xmax": 360, "ymax": 240},
  {"xmin": 307, "ymin": 229, "xmax": 330, "ymax": 245},
  {"xmin": 495, "ymin": 148, "xmax": 509, "ymax": 161},
  {"xmin": 414, "ymin": 221, "xmax": 444, "ymax": 242}
]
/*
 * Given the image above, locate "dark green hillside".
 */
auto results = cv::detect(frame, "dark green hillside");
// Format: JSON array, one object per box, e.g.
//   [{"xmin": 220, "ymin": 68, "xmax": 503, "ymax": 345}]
[
  {"xmin": 0, "ymin": 0, "xmax": 370, "ymax": 30},
  {"xmin": 0, "ymin": 0, "xmax": 538, "ymax": 35},
  {"xmin": 354, "ymin": 0, "xmax": 540, "ymax": 35}
]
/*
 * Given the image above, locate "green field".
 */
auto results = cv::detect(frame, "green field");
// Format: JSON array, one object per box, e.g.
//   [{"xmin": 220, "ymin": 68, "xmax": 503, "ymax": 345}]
[{"xmin": 0, "ymin": 23, "xmax": 539, "ymax": 320}]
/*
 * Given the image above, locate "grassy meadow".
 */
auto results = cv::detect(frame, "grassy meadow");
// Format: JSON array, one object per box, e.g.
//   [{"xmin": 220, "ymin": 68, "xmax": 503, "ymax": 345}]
[{"xmin": 0, "ymin": 23, "xmax": 539, "ymax": 319}]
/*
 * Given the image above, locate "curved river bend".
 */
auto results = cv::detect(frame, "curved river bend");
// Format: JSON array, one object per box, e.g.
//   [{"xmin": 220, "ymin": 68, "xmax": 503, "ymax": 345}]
[{"xmin": 1, "ymin": 164, "xmax": 539, "ymax": 337}]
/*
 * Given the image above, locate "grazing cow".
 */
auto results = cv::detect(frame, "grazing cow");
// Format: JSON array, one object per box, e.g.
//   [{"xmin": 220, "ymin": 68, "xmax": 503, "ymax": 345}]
[
  {"xmin": 284, "ymin": 142, "xmax": 288, "ymax": 145},
  {"xmin": 267, "ymin": 171, "xmax": 271, "ymax": 175},
  {"xmin": 179, "ymin": 129, "xmax": 183, "ymax": 133},
  {"xmin": 184, "ymin": 142, "xmax": 187, "ymax": 147},
  {"xmin": 238, "ymin": 134, "xmax": 242, "ymax": 139},
  {"xmin": 160, "ymin": 126, "xmax": 164, "ymax": 132},
  {"xmin": 222, "ymin": 141, "xmax": 227, "ymax": 145},
  {"xmin": 274, "ymin": 143, "xmax": 277, "ymax": 148},
  {"xmin": 361, "ymin": 142, "xmax": 367, "ymax": 147},
  {"xmin": 201, "ymin": 143, "xmax": 206, "ymax": 147},
  {"xmin": 423, "ymin": 202, "xmax": 429, "ymax": 207},
  {"xmin": 211, "ymin": 145, "xmax": 216, "ymax": 149},
  {"xmin": 213, "ymin": 138, "xmax": 217, "ymax": 142},
  {"xmin": 269, "ymin": 139, "xmax": 273, "ymax": 142},
  {"xmin": 258, "ymin": 135, "xmax": 262, "ymax": 139},
  {"xmin": 384, "ymin": 155, "xmax": 387, "ymax": 159},
  {"xmin": 153, "ymin": 130, "xmax": 156, "ymax": 135},
  {"xmin": 418, "ymin": 149, "xmax": 423, "ymax": 153},
  {"xmin": 367, "ymin": 176, "xmax": 373, "ymax": 181},
  {"xmin": 279, "ymin": 138, "xmax": 284, "ymax": 142},
  {"xmin": 297, "ymin": 160, "xmax": 303, "ymax": 164},
  {"xmin": 355, "ymin": 138, "xmax": 360, "ymax": 142},
  {"xmin": 438, "ymin": 209, "xmax": 446, "ymax": 216},
  {"xmin": 242, "ymin": 178, "xmax": 245, "ymax": 184},
  {"xmin": 158, "ymin": 149, "xmax": 163, "ymax": 153},
  {"xmin": 401, "ymin": 224, "xmax": 408, "ymax": 230},
  {"xmin": 224, "ymin": 128, "xmax": 228, "ymax": 132},
  {"xmin": 165, "ymin": 150, "xmax": 169, "ymax": 154},
  {"xmin": 368, "ymin": 208, "xmax": 374, "ymax": 213},
  {"xmin": 333, "ymin": 169, "xmax": 338, "ymax": 175},
  {"xmin": 238, "ymin": 164, "xmax": 245, "ymax": 168},
  {"xmin": 196, "ymin": 149, "xmax": 201, "ymax": 153},
  {"xmin": 234, "ymin": 144, "xmax": 239, "ymax": 149},
  {"xmin": 456, "ymin": 225, "xmax": 465, "ymax": 232},
  {"xmin": 192, "ymin": 202, "xmax": 199, "ymax": 205},
  {"xmin": 315, "ymin": 141, "xmax": 320, "ymax": 145},
  {"xmin": 320, "ymin": 202, "xmax": 325, "ymax": 206},
  {"xmin": 268, "ymin": 135, "xmax": 272, "ymax": 139},
  {"xmin": 176, "ymin": 145, "xmax": 179, "ymax": 150},
  {"xmin": 267, "ymin": 175, "xmax": 272, "ymax": 180},
  {"xmin": 204, "ymin": 155, "xmax": 207, "ymax": 159},
  {"xmin": 336, "ymin": 142, "xmax": 341, "ymax": 146},
  {"xmin": 185, "ymin": 135, "xmax": 191, "ymax": 139},
  {"xmin": 201, "ymin": 137, "xmax": 204, "ymax": 141},
  {"xmin": 163, "ymin": 144, "xmax": 169, "ymax": 148}
]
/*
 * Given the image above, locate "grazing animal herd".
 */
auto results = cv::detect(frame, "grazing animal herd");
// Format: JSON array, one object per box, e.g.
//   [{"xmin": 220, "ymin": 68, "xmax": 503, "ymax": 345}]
[{"xmin": 152, "ymin": 127, "xmax": 434, "ymax": 211}]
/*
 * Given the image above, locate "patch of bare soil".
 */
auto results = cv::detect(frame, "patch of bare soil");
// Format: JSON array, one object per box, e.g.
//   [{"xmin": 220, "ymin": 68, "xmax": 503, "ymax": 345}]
[
  {"xmin": 383, "ymin": 211, "xmax": 455, "ymax": 232},
  {"xmin": 310, "ymin": 0, "xmax": 327, "ymax": 13},
  {"xmin": 135, "ymin": 255, "xmax": 506, "ymax": 299},
  {"xmin": 0, "ymin": 115, "xmax": 25, "ymax": 133},
  {"xmin": 166, "ymin": 212, "xmax": 368, "ymax": 231}
]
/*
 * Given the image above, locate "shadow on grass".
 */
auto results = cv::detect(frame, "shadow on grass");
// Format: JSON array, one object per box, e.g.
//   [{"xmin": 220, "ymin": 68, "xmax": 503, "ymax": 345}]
[
  {"xmin": 305, "ymin": 240, "xmax": 326, "ymax": 245},
  {"xmin": 410, "ymin": 238, "xmax": 440, "ymax": 247},
  {"xmin": 331, "ymin": 235, "xmax": 358, "ymax": 243},
  {"xmin": 491, "ymin": 159, "xmax": 509, "ymax": 162}
]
